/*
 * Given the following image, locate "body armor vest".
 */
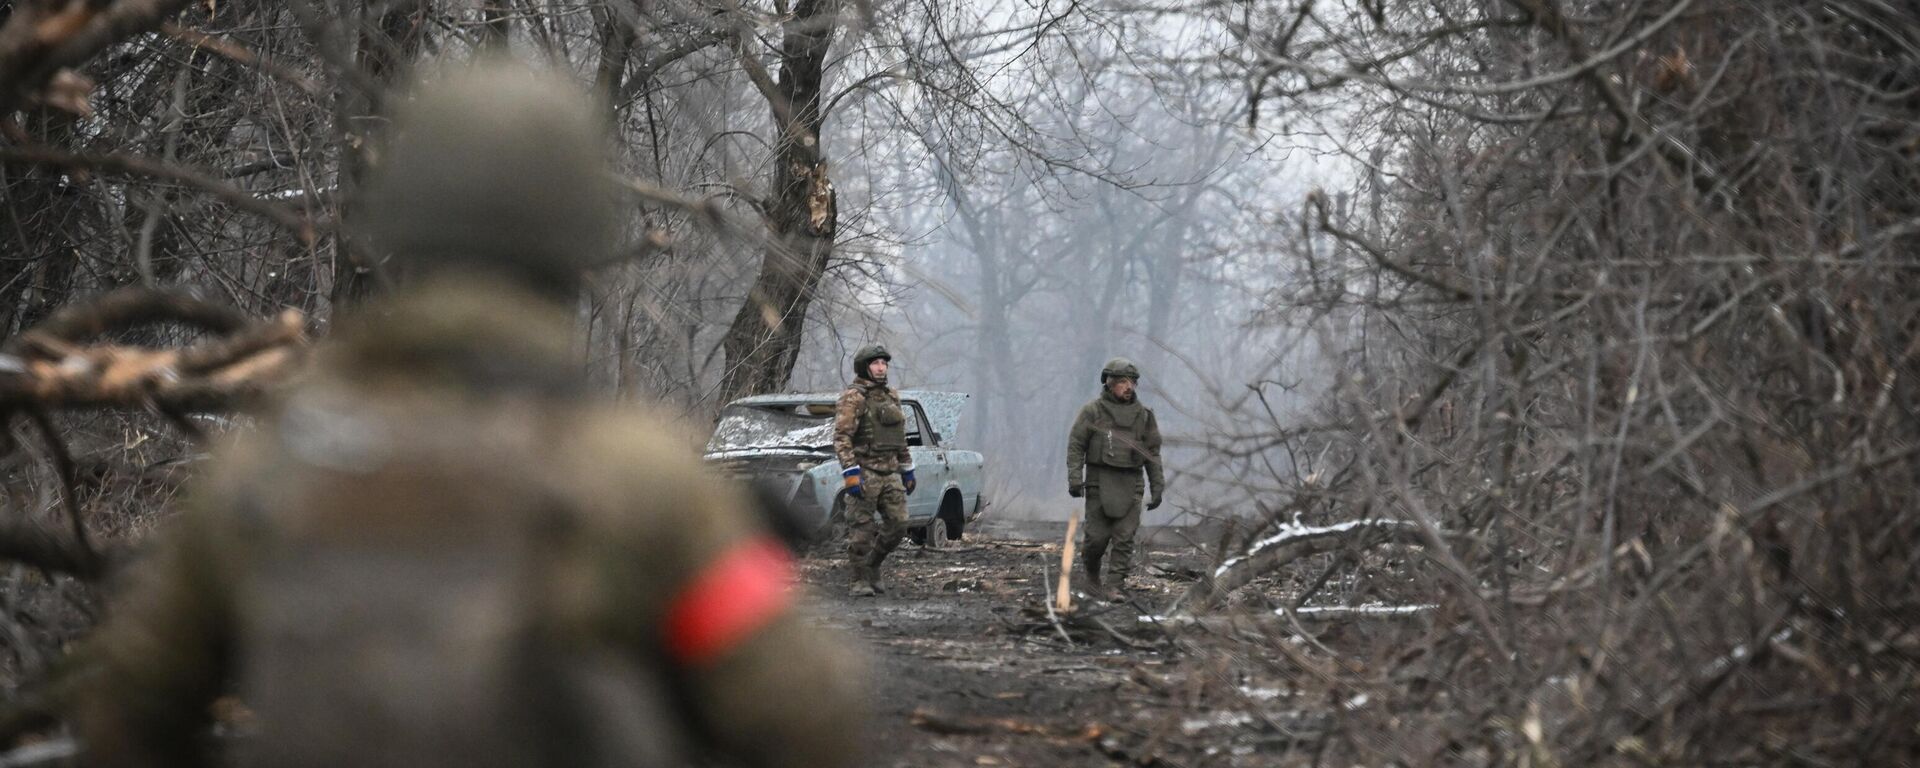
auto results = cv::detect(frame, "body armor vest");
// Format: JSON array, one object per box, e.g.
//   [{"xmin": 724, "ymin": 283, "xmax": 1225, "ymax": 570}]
[
  {"xmin": 1089, "ymin": 399, "xmax": 1150, "ymax": 469},
  {"xmin": 854, "ymin": 387, "xmax": 908, "ymax": 463}
]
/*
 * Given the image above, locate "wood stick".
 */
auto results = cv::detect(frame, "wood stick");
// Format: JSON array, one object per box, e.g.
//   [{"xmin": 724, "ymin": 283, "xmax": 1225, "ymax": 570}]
[{"xmin": 1057, "ymin": 509, "xmax": 1079, "ymax": 613}]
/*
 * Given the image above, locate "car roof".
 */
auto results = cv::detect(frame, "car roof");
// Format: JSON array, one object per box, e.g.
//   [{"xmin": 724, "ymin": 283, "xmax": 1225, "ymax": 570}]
[
  {"xmin": 727, "ymin": 390, "xmax": 970, "ymax": 439},
  {"xmin": 728, "ymin": 389, "xmax": 963, "ymax": 405},
  {"xmin": 727, "ymin": 392, "xmax": 838, "ymax": 406}
]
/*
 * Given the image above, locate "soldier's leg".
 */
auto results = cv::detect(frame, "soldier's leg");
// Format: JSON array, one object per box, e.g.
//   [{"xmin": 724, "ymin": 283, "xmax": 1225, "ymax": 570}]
[
  {"xmin": 1099, "ymin": 472, "xmax": 1145, "ymax": 587},
  {"xmin": 845, "ymin": 488, "xmax": 879, "ymax": 594},
  {"xmin": 867, "ymin": 474, "xmax": 909, "ymax": 593},
  {"xmin": 1080, "ymin": 485, "xmax": 1111, "ymax": 585},
  {"xmin": 1107, "ymin": 506, "xmax": 1143, "ymax": 588}
]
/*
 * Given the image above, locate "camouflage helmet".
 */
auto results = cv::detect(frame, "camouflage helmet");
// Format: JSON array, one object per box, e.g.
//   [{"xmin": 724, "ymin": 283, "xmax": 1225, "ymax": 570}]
[
  {"xmin": 1100, "ymin": 357, "xmax": 1141, "ymax": 383},
  {"xmin": 361, "ymin": 58, "xmax": 618, "ymax": 297},
  {"xmin": 853, "ymin": 344, "xmax": 892, "ymax": 379}
]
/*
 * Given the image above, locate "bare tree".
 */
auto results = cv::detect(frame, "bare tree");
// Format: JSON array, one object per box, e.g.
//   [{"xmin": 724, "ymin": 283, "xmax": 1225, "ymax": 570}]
[
  {"xmin": 1166, "ymin": 0, "xmax": 1920, "ymax": 762},
  {"xmin": 718, "ymin": 1, "xmax": 846, "ymax": 401}
]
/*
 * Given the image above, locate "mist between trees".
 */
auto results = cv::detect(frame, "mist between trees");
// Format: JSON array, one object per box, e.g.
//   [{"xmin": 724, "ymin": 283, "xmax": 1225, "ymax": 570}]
[{"xmin": 4, "ymin": 0, "xmax": 1919, "ymax": 763}]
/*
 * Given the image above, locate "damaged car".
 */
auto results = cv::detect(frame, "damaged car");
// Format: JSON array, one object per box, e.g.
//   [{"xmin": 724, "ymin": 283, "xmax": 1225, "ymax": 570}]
[{"xmin": 705, "ymin": 390, "xmax": 986, "ymax": 547}]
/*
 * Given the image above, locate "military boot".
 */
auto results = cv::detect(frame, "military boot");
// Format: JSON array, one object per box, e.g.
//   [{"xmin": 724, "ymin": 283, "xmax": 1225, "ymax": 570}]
[
  {"xmin": 866, "ymin": 550, "xmax": 889, "ymax": 595},
  {"xmin": 848, "ymin": 560, "xmax": 876, "ymax": 597},
  {"xmin": 1081, "ymin": 550, "xmax": 1109, "ymax": 600}
]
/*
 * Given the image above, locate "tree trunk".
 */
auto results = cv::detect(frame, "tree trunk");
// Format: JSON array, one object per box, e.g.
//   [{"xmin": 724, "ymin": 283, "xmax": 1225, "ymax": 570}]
[
  {"xmin": 328, "ymin": 0, "xmax": 425, "ymax": 312},
  {"xmin": 717, "ymin": 0, "xmax": 841, "ymax": 402},
  {"xmin": 1, "ymin": 115, "xmax": 85, "ymax": 335},
  {"xmin": 935, "ymin": 145, "xmax": 1015, "ymax": 450},
  {"xmin": 478, "ymin": 0, "xmax": 509, "ymax": 50}
]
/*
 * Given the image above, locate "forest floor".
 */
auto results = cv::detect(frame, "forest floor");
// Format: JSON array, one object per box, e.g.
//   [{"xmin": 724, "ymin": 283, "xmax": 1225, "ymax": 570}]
[{"xmin": 798, "ymin": 519, "xmax": 1347, "ymax": 768}]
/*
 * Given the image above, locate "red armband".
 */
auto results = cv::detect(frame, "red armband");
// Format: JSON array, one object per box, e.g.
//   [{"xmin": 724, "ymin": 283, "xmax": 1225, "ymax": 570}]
[{"xmin": 663, "ymin": 536, "xmax": 796, "ymax": 667}]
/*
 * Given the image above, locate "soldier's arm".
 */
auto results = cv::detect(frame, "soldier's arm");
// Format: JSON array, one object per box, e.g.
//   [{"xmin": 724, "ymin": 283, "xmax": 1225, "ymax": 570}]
[
  {"xmin": 831, "ymin": 387, "xmax": 863, "ymax": 470},
  {"xmin": 667, "ymin": 572, "xmax": 866, "ymax": 768},
  {"xmin": 585, "ymin": 423, "xmax": 865, "ymax": 768},
  {"xmin": 651, "ymin": 520, "xmax": 864, "ymax": 767},
  {"xmin": 1066, "ymin": 404, "xmax": 1094, "ymax": 488},
  {"xmin": 1144, "ymin": 408, "xmax": 1166, "ymax": 497},
  {"xmin": 73, "ymin": 502, "xmax": 240, "ymax": 768}
]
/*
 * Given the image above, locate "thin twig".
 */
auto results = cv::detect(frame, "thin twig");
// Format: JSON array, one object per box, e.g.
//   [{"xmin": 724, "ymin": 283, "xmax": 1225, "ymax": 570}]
[
  {"xmin": 0, "ymin": 147, "xmax": 319, "ymax": 242},
  {"xmin": 24, "ymin": 409, "xmax": 96, "ymax": 574}
]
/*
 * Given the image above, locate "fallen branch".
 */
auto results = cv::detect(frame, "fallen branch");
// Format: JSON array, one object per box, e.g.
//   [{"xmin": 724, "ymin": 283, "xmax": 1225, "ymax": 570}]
[
  {"xmin": 1038, "ymin": 556, "xmax": 1075, "ymax": 647},
  {"xmin": 1292, "ymin": 603, "xmax": 1438, "ymax": 618},
  {"xmin": 0, "ymin": 518, "xmax": 111, "ymax": 579},
  {"xmin": 981, "ymin": 539, "xmax": 1050, "ymax": 549},
  {"xmin": 1086, "ymin": 615, "xmax": 1158, "ymax": 652},
  {"xmin": 909, "ymin": 707, "xmax": 1101, "ymax": 741},
  {"xmin": 0, "ymin": 290, "xmax": 307, "ymax": 412},
  {"xmin": 1141, "ymin": 604, "xmax": 1438, "ymax": 632},
  {"xmin": 1017, "ymin": 598, "xmax": 1174, "ymax": 651},
  {"xmin": 0, "ymin": 289, "xmax": 305, "ymax": 577},
  {"xmin": 1056, "ymin": 509, "xmax": 1078, "ymax": 613},
  {"xmin": 3, "ymin": 288, "xmax": 249, "ymax": 352},
  {"xmin": 1178, "ymin": 516, "xmax": 1429, "ymax": 610}
]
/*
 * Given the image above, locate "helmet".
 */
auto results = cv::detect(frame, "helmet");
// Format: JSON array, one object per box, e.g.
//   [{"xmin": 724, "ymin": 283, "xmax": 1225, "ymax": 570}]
[
  {"xmin": 853, "ymin": 344, "xmax": 892, "ymax": 379},
  {"xmin": 361, "ymin": 58, "xmax": 617, "ymax": 297},
  {"xmin": 1100, "ymin": 357, "xmax": 1140, "ymax": 383}
]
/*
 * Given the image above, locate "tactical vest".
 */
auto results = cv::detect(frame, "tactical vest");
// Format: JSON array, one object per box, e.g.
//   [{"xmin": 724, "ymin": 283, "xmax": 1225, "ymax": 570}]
[
  {"xmin": 1088, "ymin": 400, "xmax": 1151, "ymax": 469},
  {"xmin": 853, "ymin": 387, "xmax": 908, "ymax": 464},
  {"xmin": 233, "ymin": 379, "xmax": 683, "ymax": 768}
]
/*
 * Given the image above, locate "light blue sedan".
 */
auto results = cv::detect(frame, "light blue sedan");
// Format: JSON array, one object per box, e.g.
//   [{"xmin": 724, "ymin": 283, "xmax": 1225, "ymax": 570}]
[{"xmin": 704, "ymin": 390, "xmax": 987, "ymax": 547}]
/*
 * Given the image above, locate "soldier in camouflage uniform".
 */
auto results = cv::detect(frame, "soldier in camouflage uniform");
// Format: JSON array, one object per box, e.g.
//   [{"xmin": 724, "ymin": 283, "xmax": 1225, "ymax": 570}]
[
  {"xmin": 70, "ymin": 61, "xmax": 864, "ymax": 768},
  {"xmin": 834, "ymin": 344, "xmax": 915, "ymax": 597},
  {"xmin": 1065, "ymin": 357, "xmax": 1165, "ymax": 596}
]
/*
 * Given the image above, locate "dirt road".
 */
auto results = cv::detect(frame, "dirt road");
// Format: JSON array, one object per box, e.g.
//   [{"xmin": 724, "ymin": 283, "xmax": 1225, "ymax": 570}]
[{"xmin": 799, "ymin": 521, "xmax": 1227, "ymax": 768}]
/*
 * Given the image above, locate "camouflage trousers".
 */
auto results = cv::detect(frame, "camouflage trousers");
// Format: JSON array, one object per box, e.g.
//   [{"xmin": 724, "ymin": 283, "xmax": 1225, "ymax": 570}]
[
  {"xmin": 847, "ymin": 471, "xmax": 908, "ymax": 579},
  {"xmin": 1082, "ymin": 464, "xmax": 1144, "ymax": 584}
]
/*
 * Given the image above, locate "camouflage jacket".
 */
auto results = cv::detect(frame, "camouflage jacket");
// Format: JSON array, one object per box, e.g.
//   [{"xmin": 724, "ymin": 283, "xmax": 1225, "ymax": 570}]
[
  {"xmin": 74, "ymin": 278, "xmax": 864, "ymax": 768},
  {"xmin": 832, "ymin": 378, "xmax": 912, "ymax": 474},
  {"xmin": 1066, "ymin": 390, "xmax": 1165, "ymax": 496}
]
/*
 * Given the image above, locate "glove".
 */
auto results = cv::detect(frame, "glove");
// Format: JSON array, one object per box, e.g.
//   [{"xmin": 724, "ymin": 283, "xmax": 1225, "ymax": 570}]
[
  {"xmin": 902, "ymin": 468, "xmax": 917, "ymax": 495},
  {"xmin": 1068, "ymin": 483, "xmax": 1083, "ymax": 498},
  {"xmin": 843, "ymin": 466, "xmax": 863, "ymax": 498},
  {"xmin": 1147, "ymin": 493, "xmax": 1163, "ymax": 511}
]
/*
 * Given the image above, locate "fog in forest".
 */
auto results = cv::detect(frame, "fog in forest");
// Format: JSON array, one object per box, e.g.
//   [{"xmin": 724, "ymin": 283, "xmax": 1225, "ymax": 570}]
[
  {"xmin": 604, "ymin": 6, "xmax": 1363, "ymax": 523},
  {"xmin": 7, "ymin": 0, "xmax": 1919, "ymax": 763}
]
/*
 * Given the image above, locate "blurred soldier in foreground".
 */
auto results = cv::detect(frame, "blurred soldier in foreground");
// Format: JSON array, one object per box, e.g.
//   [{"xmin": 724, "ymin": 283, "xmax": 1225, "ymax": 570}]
[
  {"xmin": 1065, "ymin": 357, "xmax": 1165, "ymax": 597},
  {"xmin": 71, "ymin": 60, "xmax": 863, "ymax": 768},
  {"xmin": 834, "ymin": 344, "xmax": 914, "ymax": 597}
]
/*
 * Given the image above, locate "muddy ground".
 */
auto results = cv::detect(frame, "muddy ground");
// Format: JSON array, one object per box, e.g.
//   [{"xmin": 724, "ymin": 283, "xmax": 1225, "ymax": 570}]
[{"xmin": 798, "ymin": 519, "xmax": 1350, "ymax": 768}]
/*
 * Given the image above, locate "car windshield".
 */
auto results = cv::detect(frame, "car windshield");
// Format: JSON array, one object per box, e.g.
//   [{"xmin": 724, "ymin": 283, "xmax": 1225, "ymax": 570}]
[{"xmin": 706, "ymin": 403, "xmax": 837, "ymax": 453}]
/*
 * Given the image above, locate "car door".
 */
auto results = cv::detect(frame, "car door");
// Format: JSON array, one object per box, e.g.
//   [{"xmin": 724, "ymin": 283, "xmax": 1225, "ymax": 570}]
[{"xmin": 905, "ymin": 401, "xmax": 945, "ymax": 519}]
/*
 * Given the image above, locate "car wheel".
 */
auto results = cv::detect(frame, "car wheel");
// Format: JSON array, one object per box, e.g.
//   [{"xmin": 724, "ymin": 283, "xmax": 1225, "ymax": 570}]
[
  {"xmin": 921, "ymin": 517, "xmax": 948, "ymax": 550},
  {"xmin": 940, "ymin": 493, "xmax": 966, "ymax": 541}
]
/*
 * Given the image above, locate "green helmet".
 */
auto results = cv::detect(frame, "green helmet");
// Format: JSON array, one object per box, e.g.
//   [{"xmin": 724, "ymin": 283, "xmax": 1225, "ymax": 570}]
[
  {"xmin": 361, "ymin": 58, "xmax": 617, "ymax": 298},
  {"xmin": 1100, "ymin": 357, "xmax": 1140, "ymax": 383},
  {"xmin": 853, "ymin": 344, "xmax": 892, "ymax": 379}
]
